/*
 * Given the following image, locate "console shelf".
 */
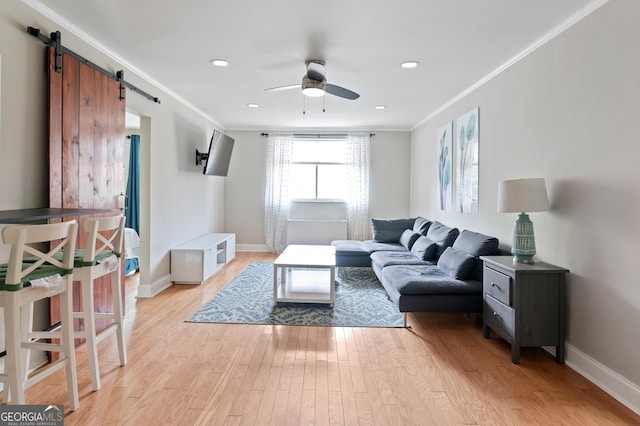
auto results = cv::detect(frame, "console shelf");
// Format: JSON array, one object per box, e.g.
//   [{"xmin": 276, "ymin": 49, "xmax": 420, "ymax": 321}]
[{"xmin": 171, "ymin": 233, "xmax": 235, "ymax": 284}]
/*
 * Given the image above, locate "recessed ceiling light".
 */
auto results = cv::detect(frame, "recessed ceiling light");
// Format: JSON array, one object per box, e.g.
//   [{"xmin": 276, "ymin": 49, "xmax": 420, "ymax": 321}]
[
  {"xmin": 247, "ymin": 103, "xmax": 259, "ymax": 108},
  {"xmin": 210, "ymin": 59, "xmax": 229, "ymax": 67},
  {"xmin": 401, "ymin": 61, "xmax": 419, "ymax": 69},
  {"xmin": 374, "ymin": 105, "xmax": 386, "ymax": 110}
]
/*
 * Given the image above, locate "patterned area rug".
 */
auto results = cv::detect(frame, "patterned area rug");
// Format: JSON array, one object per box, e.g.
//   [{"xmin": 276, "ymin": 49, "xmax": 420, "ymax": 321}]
[{"xmin": 187, "ymin": 262, "xmax": 404, "ymax": 327}]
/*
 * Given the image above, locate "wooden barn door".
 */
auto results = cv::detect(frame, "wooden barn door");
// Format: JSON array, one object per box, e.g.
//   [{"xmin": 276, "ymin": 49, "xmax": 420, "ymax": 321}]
[{"xmin": 47, "ymin": 46, "xmax": 126, "ymax": 334}]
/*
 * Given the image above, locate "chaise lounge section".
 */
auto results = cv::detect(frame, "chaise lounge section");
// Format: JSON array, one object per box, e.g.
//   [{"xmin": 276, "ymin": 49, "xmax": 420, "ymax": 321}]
[{"xmin": 332, "ymin": 217, "xmax": 500, "ymax": 326}]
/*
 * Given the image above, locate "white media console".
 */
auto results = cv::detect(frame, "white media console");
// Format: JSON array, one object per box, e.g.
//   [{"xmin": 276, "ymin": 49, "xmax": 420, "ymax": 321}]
[{"xmin": 170, "ymin": 233, "xmax": 236, "ymax": 284}]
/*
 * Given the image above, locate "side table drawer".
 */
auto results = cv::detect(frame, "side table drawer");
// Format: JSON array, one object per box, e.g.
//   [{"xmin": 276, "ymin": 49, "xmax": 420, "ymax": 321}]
[
  {"xmin": 485, "ymin": 294, "xmax": 515, "ymax": 339},
  {"xmin": 484, "ymin": 266, "xmax": 511, "ymax": 305}
]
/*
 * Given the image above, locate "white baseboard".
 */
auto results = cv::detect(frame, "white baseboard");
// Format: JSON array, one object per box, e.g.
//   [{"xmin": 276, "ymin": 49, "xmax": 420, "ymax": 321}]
[
  {"xmin": 563, "ymin": 344, "xmax": 640, "ymax": 416},
  {"xmin": 137, "ymin": 274, "xmax": 172, "ymax": 298},
  {"xmin": 236, "ymin": 243, "xmax": 269, "ymax": 252}
]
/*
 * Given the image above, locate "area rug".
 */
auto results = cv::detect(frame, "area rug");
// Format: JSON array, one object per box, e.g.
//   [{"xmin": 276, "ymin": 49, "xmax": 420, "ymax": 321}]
[{"xmin": 187, "ymin": 262, "xmax": 404, "ymax": 327}]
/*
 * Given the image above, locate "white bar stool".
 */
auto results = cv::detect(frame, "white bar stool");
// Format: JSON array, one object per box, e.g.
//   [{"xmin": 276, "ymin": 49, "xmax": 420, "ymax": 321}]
[
  {"xmin": 73, "ymin": 215, "xmax": 127, "ymax": 391},
  {"xmin": 0, "ymin": 220, "xmax": 80, "ymax": 410}
]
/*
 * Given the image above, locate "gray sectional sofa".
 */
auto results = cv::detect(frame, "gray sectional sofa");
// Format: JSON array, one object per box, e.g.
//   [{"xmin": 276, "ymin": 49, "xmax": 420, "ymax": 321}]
[{"xmin": 332, "ymin": 217, "xmax": 500, "ymax": 326}]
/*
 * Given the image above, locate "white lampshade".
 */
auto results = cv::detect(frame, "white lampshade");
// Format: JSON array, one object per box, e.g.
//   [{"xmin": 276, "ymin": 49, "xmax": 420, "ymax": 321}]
[{"xmin": 497, "ymin": 178, "xmax": 549, "ymax": 213}]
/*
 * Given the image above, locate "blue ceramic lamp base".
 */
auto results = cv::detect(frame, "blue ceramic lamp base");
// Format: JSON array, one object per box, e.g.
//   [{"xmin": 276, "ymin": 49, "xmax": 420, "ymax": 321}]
[{"xmin": 512, "ymin": 213, "xmax": 536, "ymax": 264}]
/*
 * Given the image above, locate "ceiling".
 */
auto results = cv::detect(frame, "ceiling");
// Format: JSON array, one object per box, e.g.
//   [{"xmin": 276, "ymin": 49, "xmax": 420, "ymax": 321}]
[{"xmin": 26, "ymin": 0, "xmax": 598, "ymax": 131}]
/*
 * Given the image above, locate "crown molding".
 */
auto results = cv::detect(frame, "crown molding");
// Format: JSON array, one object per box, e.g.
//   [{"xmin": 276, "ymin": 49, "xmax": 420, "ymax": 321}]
[
  {"xmin": 22, "ymin": 0, "xmax": 224, "ymax": 130},
  {"xmin": 412, "ymin": 0, "xmax": 610, "ymax": 130}
]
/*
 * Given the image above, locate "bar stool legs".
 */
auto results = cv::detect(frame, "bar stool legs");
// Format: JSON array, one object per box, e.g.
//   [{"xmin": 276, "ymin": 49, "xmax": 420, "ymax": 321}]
[
  {"xmin": 5, "ymin": 293, "xmax": 27, "ymax": 405},
  {"xmin": 73, "ymin": 215, "xmax": 127, "ymax": 391},
  {"xmin": 0, "ymin": 221, "xmax": 80, "ymax": 410},
  {"xmin": 75, "ymin": 263, "xmax": 127, "ymax": 391},
  {"xmin": 3, "ymin": 287, "xmax": 80, "ymax": 410},
  {"xmin": 60, "ymin": 283, "xmax": 81, "ymax": 410}
]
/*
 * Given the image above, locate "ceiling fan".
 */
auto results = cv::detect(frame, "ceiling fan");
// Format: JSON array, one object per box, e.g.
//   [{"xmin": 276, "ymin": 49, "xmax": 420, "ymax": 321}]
[{"xmin": 265, "ymin": 60, "xmax": 360, "ymax": 100}]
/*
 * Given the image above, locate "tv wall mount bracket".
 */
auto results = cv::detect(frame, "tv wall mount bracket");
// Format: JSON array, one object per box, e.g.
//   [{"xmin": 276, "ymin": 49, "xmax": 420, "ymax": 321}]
[{"xmin": 195, "ymin": 150, "xmax": 209, "ymax": 166}]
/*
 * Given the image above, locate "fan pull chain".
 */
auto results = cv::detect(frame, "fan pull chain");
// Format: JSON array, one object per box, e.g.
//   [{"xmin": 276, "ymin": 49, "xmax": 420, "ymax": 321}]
[
  {"xmin": 302, "ymin": 95, "xmax": 306, "ymax": 115},
  {"xmin": 323, "ymin": 95, "xmax": 326, "ymax": 113}
]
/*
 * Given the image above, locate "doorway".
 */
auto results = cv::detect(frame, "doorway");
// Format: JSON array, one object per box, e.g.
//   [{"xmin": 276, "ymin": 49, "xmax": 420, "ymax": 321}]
[
  {"xmin": 124, "ymin": 111, "xmax": 150, "ymax": 298},
  {"xmin": 124, "ymin": 112, "xmax": 141, "ymax": 280}
]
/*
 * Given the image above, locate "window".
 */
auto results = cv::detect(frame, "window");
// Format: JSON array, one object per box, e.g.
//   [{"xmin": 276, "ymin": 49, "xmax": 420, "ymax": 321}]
[
  {"xmin": 264, "ymin": 133, "xmax": 370, "ymax": 247},
  {"xmin": 289, "ymin": 138, "xmax": 348, "ymax": 200}
]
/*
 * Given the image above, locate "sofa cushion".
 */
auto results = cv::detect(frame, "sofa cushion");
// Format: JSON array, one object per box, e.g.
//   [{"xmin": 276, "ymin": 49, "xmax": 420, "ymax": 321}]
[
  {"xmin": 331, "ymin": 240, "xmax": 369, "ymax": 256},
  {"xmin": 332, "ymin": 240, "xmax": 371, "ymax": 267},
  {"xmin": 362, "ymin": 240, "xmax": 408, "ymax": 253},
  {"xmin": 371, "ymin": 251, "xmax": 432, "ymax": 268},
  {"xmin": 437, "ymin": 247, "xmax": 477, "ymax": 280},
  {"xmin": 399, "ymin": 229, "xmax": 420, "ymax": 250},
  {"xmin": 413, "ymin": 217, "xmax": 432, "ymax": 235},
  {"xmin": 410, "ymin": 236, "xmax": 438, "ymax": 261},
  {"xmin": 453, "ymin": 230, "xmax": 499, "ymax": 256},
  {"xmin": 452, "ymin": 230, "xmax": 499, "ymax": 280},
  {"xmin": 371, "ymin": 218, "xmax": 416, "ymax": 243},
  {"xmin": 380, "ymin": 264, "xmax": 482, "ymax": 295},
  {"xmin": 425, "ymin": 221, "xmax": 460, "ymax": 256}
]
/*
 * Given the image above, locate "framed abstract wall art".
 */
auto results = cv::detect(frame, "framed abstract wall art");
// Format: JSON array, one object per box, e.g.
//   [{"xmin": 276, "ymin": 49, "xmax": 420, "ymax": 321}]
[
  {"xmin": 437, "ymin": 121, "xmax": 453, "ymax": 210},
  {"xmin": 456, "ymin": 107, "xmax": 479, "ymax": 214}
]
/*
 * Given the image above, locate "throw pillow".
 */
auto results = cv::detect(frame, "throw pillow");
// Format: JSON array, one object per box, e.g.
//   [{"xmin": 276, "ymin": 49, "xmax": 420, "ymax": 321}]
[
  {"xmin": 410, "ymin": 236, "xmax": 438, "ymax": 261},
  {"xmin": 425, "ymin": 221, "xmax": 460, "ymax": 256},
  {"xmin": 452, "ymin": 230, "xmax": 499, "ymax": 281},
  {"xmin": 437, "ymin": 247, "xmax": 477, "ymax": 280},
  {"xmin": 371, "ymin": 218, "xmax": 416, "ymax": 243},
  {"xmin": 399, "ymin": 229, "xmax": 420, "ymax": 250},
  {"xmin": 413, "ymin": 217, "xmax": 432, "ymax": 235}
]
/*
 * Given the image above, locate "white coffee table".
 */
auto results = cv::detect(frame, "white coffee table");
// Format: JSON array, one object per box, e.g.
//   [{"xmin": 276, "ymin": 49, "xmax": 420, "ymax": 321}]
[{"xmin": 273, "ymin": 245, "xmax": 336, "ymax": 306}]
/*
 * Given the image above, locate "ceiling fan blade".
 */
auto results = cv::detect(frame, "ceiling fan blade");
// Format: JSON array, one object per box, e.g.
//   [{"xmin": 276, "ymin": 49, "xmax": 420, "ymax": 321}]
[
  {"xmin": 264, "ymin": 84, "xmax": 301, "ymax": 92},
  {"xmin": 306, "ymin": 61, "xmax": 326, "ymax": 82},
  {"xmin": 326, "ymin": 84, "xmax": 360, "ymax": 100}
]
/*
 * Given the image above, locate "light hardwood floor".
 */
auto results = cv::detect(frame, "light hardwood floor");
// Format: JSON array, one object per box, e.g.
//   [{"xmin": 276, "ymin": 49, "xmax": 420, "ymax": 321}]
[{"xmin": 16, "ymin": 252, "xmax": 640, "ymax": 425}]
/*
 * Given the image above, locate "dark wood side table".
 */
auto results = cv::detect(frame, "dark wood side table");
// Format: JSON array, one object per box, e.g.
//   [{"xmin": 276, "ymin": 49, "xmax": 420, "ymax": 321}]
[{"xmin": 480, "ymin": 255, "xmax": 569, "ymax": 364}]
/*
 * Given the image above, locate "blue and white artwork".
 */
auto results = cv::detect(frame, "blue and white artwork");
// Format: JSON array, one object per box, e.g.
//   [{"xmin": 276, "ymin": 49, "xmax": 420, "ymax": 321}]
[
  {"xmin": 456, "ymin": 108, "xmax": 479, "ymax": 214},
  {"xmin": 437, "ymin": 122, "xmax": 453, "ymax": 210}
]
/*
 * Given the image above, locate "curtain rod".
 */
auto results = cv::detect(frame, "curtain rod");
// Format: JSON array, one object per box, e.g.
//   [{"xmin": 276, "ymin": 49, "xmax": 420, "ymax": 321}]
[
  {"xmin": 260, "ymin": 133, "xmax": 375, "ymax": 138},
  {"xmin": 27, "ymin": 27, "xmax": 161, "ymax": 105}
]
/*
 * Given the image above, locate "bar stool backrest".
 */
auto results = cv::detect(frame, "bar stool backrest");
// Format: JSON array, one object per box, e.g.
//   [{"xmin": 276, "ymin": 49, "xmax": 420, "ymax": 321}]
[
  {"xmin": 81, "ymin": 216, "xmax": 125, "ymax": 264},
  {"xmin": 1, "ymin": 221, "xmax": 78, "ymax": 290}
]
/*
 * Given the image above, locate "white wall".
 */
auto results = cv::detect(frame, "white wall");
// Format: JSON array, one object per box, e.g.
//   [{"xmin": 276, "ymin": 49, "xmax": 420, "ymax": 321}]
[
  {"xmin": 224, "ymin": 131, "xmax": 411, "ymax": 250},
  {"xmin": 0, "ymin": 6, "xmax": 48, "ymax": 209},
  {"xmin": 0, "ymin": 2, "xmax": 225, "ymax": 296},
  {"xmin": 369, "ymin": 132, "xmax": 412, "ymax": 221},
  {"xmin": 410, "ymin": 0, "xmax": 639, "ymax": 411},
  {"xmin": 0, "ymin": 4, "xmax": 66, "ymax": 368}
]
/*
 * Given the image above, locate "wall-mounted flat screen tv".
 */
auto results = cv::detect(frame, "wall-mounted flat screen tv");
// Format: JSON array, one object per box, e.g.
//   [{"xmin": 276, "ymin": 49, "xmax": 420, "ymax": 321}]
[{"xmin": 195, "ymin": 130, "xmax": 235, "ymax": 176}]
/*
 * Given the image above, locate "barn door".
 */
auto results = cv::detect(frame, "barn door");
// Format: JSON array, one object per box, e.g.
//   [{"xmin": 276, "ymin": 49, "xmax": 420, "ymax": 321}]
[{"xmin": 47, "ymin": 46, "xmax": 125, "ymax": 333}]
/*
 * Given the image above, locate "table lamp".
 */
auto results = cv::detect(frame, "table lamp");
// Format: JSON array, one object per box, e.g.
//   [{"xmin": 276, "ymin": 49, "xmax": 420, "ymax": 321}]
[{"xmin": 497, "ymin": 178, "xmax": 549, "ymax": 264}]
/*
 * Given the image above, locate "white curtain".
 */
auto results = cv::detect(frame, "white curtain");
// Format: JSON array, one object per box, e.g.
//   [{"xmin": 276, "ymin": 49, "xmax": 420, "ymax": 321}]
[
  {"xmin": 345, "ymin": 134, "xmax": 370, "ymax": 240},
  {"xmin": 264, "ymin": 134, "xmax": 293, "ymax": 253}
]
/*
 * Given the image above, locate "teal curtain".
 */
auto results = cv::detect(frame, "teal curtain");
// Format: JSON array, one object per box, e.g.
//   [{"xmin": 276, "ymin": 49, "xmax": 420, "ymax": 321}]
[
  {"xmin": 125, "ymin": 135, "xmax": 140, "ymax": 233},
  {"xmin": 125, "ymin": 134, "xmax": 140, "ymax": 274}
]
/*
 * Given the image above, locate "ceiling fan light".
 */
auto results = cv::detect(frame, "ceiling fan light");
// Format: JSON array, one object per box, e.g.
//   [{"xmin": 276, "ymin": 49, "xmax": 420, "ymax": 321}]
[
  {"xmin": 302, "ymin": 87, "xmax": 325, "ymax": 97},
  {"xmin": 302, "ymin": 76, "xmax": 326, "ymax": 97},
  {"xmin": 401, "ymin": 61, "xmax": 419, "ymax": 69},
  {"xmin": 210, "ymin": 59, "xmax": 229, "ymax": 67}
]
